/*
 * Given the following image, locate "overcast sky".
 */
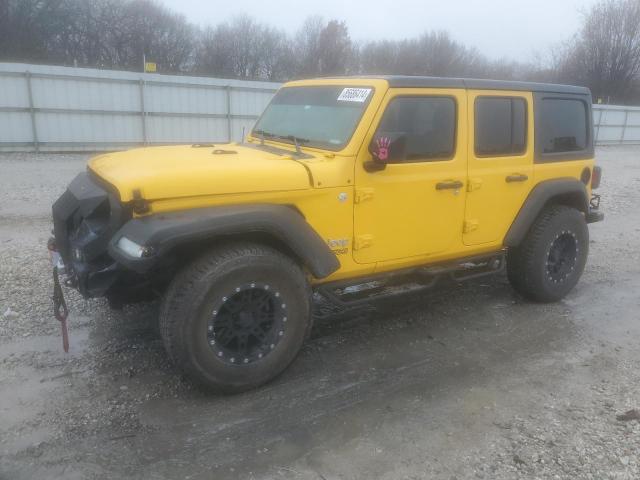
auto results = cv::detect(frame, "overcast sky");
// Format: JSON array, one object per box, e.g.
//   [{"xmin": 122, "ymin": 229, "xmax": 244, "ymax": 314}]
[{"xmin": 159, "ymin": 0, "xmax": 599, "ymax": 61}]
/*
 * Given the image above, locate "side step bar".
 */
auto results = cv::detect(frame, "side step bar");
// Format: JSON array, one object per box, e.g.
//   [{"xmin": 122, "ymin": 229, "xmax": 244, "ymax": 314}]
[{"xmin": 315, "ymin": 251, "xmax": 506, "ymax": 308}]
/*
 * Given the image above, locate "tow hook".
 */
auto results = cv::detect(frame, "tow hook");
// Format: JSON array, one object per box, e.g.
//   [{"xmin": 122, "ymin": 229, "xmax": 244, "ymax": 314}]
[{"xmin": 48, "ymin": 238, "xmax": 70, "ymax": 353}]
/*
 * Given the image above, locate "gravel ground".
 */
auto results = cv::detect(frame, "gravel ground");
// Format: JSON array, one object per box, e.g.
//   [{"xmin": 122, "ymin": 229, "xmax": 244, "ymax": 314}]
[{"xmin": 1, "ymin": 147, "xmax": 639, "ymax": 479}]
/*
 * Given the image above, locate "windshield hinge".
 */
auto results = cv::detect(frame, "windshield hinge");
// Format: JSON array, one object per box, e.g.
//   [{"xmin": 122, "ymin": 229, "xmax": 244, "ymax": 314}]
[{"xmin": 132, "ymin": 189, "xmax": 150, "ymax": 214}]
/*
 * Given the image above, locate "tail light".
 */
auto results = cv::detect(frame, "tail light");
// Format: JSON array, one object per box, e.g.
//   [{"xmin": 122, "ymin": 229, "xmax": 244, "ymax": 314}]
[{"xmin": 591, "ymin": 166, "xmax": 602, "ymax": 189}]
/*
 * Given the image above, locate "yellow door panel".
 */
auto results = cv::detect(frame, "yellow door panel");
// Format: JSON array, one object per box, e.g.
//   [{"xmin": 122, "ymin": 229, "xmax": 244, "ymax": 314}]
[
  {"xmin": 463, "ymin": 90, "xmax": 535, "ymax": 246},
  {"xmin": 353, "ymin": 88, "xmax": 468, "ymax": 264}
]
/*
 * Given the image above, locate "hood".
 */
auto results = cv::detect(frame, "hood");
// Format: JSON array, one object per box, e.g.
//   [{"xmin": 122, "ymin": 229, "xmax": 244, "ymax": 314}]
[{"xmin": 88, "ymin": 144, "xmax": 313, "ymax": 202}]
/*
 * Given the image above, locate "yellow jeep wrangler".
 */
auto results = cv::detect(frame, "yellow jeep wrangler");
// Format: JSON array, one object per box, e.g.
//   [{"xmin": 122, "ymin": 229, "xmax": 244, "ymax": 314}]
[{"xmin": 50, "ymin": 76, "xmax": 603, "ymax": 392}]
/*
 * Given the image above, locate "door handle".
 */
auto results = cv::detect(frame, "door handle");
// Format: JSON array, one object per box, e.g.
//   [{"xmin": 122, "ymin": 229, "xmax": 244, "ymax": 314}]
[
  {"xmin": 505, "ymin": 174, "xmax": 529, "ymax": 183},
  {"xmin": 436, "ymin": 180, "xmax": 464, "ymax": 190}
]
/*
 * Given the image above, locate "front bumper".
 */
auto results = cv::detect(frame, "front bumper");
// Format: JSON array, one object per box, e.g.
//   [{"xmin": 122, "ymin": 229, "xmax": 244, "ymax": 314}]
[{"xmin": 52, "ymin": 172, "xmax": 129, "ymax": 297}]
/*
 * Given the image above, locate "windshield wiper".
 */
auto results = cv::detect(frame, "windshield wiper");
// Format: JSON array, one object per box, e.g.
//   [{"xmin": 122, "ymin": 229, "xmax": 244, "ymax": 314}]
[
  {"xmin": 276, "ymin": 134, "xmax": 310, "ymax": 144},
  {"xmin": 275, "ymin": 135, "xmax": 310, "ymax": 154},
  {"xmin": 252, "ymin": 129, "xmax": 276, "ymax": 145},
  {"xmin": 252, "ymin": 130, "xmax": 311, "ymax": 154}
]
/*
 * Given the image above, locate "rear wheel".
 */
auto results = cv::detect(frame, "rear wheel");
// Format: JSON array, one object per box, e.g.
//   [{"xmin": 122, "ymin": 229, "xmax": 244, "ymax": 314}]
[
  {"xmin": 507, "ymin": 205, "xmax": 589, "ymax": 303},
  {"xmin": 159, "ymin": 242, "xmax": 311, "ymax": 393}
]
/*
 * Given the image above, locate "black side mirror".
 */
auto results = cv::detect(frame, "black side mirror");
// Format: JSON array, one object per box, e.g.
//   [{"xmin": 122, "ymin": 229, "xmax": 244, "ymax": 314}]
[{"xmin": 365, "ymin": 133, "xmax": 407, "ymax": 172}]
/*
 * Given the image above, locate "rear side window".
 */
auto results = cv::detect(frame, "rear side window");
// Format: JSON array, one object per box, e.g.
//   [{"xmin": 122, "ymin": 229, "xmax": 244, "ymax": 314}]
[
  {"xmin": 539, "ymin": 98, "xmax": 588, "ymax": 153},
  {"xmin": 475, "ymin": 97, "xmax": 527, "ymax": 156},
  {"xmin": 376, "ymin": 96, "xmax": 456, "ymax": 162}
]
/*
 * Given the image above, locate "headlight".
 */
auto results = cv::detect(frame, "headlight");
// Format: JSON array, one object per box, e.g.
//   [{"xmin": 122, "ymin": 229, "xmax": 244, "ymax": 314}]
[{"xmin": 116, "ymin": 236, "xmax": 150, "ymax": 258}]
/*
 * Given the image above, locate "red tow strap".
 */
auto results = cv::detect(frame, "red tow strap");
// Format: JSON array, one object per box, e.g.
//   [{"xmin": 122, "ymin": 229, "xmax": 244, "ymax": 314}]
[{"xmin": 52, "ymin": 266, "xmax": 70, "ymax": 353}]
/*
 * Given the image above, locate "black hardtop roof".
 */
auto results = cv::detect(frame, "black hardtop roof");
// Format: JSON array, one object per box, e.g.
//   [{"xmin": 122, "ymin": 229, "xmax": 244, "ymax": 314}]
[{"xmin": 325, "ymin": 75, "xmax": 591, "ymax": 95}]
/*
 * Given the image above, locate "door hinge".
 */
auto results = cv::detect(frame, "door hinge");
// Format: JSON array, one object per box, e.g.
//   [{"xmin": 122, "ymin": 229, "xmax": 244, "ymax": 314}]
[
  {"xmin": 467, "ymin": 178, "xmax": 483, "ymax": 192},
  {"xmin": 463, "ymin": 220, "xmax": 479, "ymax": 233},
  {"xmin": 353, "ymin": 234, "xmax": 374, "ymax": 250},
  {"xmin": 354, "ymin": 188, "xmax": 375, "ymax": 204}
]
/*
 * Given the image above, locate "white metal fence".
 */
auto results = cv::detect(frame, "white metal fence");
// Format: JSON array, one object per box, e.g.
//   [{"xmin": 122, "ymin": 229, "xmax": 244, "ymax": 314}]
[
  {"xmin": 0, "ymin": 63, "xmax": 280, "ymax": 152},
  {"xmin": 593, "ymin": 104, "xmax": 640, "ymax": 145},
  {"xmin": 1, "ymin": 62, "xmax": 639, "ymax": 152}
]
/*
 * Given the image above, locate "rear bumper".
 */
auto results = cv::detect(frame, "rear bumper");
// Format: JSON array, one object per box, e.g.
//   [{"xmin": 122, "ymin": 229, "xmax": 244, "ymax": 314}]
[
  {"xmin": 586, "ymin": 208, "xmax": 604, "ymax": 223},
  {"xmin": 586, "ymin": 194, "xmax": 604, "ymax": 224}
]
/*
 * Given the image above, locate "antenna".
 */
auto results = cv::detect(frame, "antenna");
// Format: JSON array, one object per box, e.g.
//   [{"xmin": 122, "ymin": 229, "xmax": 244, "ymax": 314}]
[
  {"xmin": 241, "ymin": 126, "xmax": 245, "ymax": 144},
  {"xmin": 293, "ymin": 137, "xmax": 301, "ymax": 154}
]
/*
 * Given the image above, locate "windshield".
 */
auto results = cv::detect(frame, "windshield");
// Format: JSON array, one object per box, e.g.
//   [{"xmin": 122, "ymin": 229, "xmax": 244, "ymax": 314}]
[{"xmin": 252, "ymin": 86, "xmax": 374, "ymax": 151}]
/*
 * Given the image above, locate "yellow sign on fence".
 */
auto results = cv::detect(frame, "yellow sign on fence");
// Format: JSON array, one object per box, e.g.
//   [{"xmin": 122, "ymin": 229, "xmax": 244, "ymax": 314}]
[{"xmin": 144, "ymin": 62, "xmax": 157, "ymax": 73}]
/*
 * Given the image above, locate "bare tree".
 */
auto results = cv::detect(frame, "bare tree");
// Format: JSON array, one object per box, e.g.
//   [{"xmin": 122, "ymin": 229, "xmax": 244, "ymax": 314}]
[
  {"xmin": 2, "ymin": 0, "xmax": 640, "ymax": 102},
  {"xmin": 195, "ymin": 24, "xmax": 235, "ymax": 78},
  {"xmin": 555, "ymin": 0, "xmax": 640, "ymax": 103},
  {"xmin": 317, "ymin": 20, "xmax": 352, "ymax": 75},
  {"xmin": 48, "ymin": 0, "xmax": 127, "ymax": 67},
  {"xmin": 115, "ymin": 0, "xmax": 194, "ymax": 72},
  {"xmin": 260, "ymin": 26, "xmax": 296, "ymax": 81},
  {"xmin": 194, "ymin": 15, "xmax": 292, "ymax": 80},
  {"xmin": 0, "ymin": 0, "xmax": 70, "ymax": 63},
  {"xmin": 359, "ymin": 30, "xmax": 491, "ymax": 78},
  {"xmin": 293, "ymin": 16, "xmax": 325, "ymax": 77}
]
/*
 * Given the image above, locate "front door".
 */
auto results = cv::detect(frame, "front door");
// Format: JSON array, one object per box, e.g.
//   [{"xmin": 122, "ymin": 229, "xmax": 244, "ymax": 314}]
[
  {"xmin": 463, "ymin": 90, "xmax": 534, "ymax": 245},
  {"xmin": 353, "ymin": 88, "xmax": 468, "ymax": 264}
]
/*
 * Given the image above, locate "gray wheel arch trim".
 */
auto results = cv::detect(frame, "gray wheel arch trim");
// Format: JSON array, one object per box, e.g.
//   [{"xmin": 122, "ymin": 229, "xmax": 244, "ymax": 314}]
[
  {"xmin": 504, "ymin": 178, "xmax": 589, "ymax": 247},
  {"xmin": 108, "ymin": 204, "xmax": 340, "ymax": 278}
]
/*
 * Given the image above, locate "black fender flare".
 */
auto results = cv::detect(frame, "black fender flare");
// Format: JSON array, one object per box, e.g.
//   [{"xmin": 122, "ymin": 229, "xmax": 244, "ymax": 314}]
[
  {"xmin": 108, "ymin": 204, "xmax": 340, "ymax": 279},
  {"xmin": 504, "ymin": 178, "xmax": 589, "ymax": 247}
]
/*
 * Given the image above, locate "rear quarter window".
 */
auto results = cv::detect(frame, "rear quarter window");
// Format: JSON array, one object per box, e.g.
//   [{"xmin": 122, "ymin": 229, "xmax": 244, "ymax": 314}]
[{"xmin": 535, "ymin": 95, "xmax": 593, "ymax": 162}]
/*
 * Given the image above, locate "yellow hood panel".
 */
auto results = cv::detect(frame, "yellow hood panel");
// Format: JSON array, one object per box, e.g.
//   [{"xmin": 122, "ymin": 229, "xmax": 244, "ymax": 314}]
[{"xmin": 88, "ymin": 145, "xmax": 312, "ymax": 202}]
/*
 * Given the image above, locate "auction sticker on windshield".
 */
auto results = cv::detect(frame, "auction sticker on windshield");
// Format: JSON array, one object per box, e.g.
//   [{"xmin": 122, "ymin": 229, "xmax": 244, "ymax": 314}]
[{"xmin": 337, "ymin": 88, "xmax": 372, "ymax": 102}]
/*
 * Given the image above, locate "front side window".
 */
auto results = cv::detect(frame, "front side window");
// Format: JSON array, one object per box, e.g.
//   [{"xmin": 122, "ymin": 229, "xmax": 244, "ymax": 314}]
[
  {"xmin": 475, "ymin": 97, "xmax": 527, "ymax": 156},
  {"xmin": 539, "ymin": 98, "xmax": 588, "ymax": 154},
  {"xmin": 374, "ymin": 96, "xmax": 456, "ymax": 163},
  {"xmin": 252, "ymin": 86, "xmax": 373, "ymax": 151}
]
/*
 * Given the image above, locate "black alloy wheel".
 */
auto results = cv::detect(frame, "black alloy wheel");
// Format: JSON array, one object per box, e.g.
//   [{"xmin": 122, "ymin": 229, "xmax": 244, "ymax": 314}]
[
  {"xmin": 207, "ymin": 283, "xmax": 287, "ymax": 365},
  {"xmin": 545, "ymin": 231, "xmax": 579, "ymax": 284}
]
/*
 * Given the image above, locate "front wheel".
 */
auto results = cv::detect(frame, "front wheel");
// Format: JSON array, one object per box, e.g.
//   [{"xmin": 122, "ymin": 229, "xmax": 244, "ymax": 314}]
[
  {"xmin": 507, "ymin": 205, "xmax": 589, "ymax": 303},
  {"xmin": 159, "ymin": 242, "xmax": 311, "ymax": 393}
]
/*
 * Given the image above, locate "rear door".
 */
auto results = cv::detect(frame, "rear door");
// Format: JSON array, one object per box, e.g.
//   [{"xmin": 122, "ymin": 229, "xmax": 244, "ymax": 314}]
[
  {"xmin": 463, "ymin": 90, "xmax": 534, "ymax": 245},
  {"xmin": 353, "ymin": 88, "xmax": 468, "ymax": 264}
]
